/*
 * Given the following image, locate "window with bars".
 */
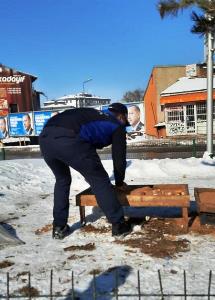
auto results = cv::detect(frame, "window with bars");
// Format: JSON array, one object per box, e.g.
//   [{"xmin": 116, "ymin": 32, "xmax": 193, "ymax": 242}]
[
  {"xmin": 167, "ymin": 108, "xmax": 184, "ymax": 123},
  {"xmin": 166, "ymin": 101, "xmax": 215, "ymax": 135},
  {"xmin": 196, "ymin": 103, "xmax": 206, "ymax": 122},
  {"xmin": 186, "ymin": 104, "xmax": 195, "ymax": 133},
  {"xmin": 196, "ymin": 102, "xmax": 215, "ymax": 121}
]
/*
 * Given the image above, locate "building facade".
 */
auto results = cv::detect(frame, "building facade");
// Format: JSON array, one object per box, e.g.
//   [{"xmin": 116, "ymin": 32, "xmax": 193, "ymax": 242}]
[
  {"xmin": 0, "ymin": 64, "xmax": 40, "ymax": 116},
  {"xmin": 143, "ymin": 64, "xmax": 209, "ymax": 138},
  {"xmin": 43, "ymin": 92, "xmax": 111, "ymax": 110},
  {"xmin": 161, "ymin": 76, "xmax": 215, "ymax": 137}
]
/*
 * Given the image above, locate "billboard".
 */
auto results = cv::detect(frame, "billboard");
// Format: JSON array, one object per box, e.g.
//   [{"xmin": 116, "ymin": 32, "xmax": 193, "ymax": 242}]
[
  {"xmin": 0, "ymin": 116, "xmax": 9, "ymax": 139},
  {"xmin": 8, "ymin": 112, "xmax": 34, "ymax": 136},
  {"xmin": 126, "ymin": 103, "xmax": 145, "ymax": 141},
  {"xmin": 0, "ymin": 65, "xmax": 39, "ymax": 113},
  {"xmin": 33, "ymin": 111, "xmax": 58, "ymax": 135},
  {"xmin": 101, "ymin": 102, "xmax": 145, "ymax": 142}
]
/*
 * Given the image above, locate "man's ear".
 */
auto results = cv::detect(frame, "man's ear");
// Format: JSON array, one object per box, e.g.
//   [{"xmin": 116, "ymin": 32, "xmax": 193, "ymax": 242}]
[{"xmin": 116, "ymin": 114, "xmax": 123, "ymax": 122}]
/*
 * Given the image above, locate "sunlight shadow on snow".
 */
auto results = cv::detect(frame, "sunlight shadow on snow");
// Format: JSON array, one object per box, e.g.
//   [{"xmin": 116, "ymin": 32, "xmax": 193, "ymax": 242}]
[
  {"xmin": 64, "ymin": 265, "xmax": 132, "ymax": 300},
  {"xmin": 0, "ymin": 223, "xmax": 25, "ymax": 247}
]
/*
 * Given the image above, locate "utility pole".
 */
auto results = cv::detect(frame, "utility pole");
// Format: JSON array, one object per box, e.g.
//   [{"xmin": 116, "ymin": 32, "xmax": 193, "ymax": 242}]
[
  {"xmin": 82, "ymin": 78, "xmax": 92, "ymax": 93},
  {"xmin": 206, "ymin": 0, "xmax": 214, "ymax": 156}
]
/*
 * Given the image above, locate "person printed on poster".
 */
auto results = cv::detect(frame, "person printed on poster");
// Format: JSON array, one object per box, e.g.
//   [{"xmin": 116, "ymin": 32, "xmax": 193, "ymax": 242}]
[
  {"xmin": 0, "ymin": 117, "xmax": 8, "ymax": 139},
  {"xmin": 22, "ymin": 114, "xmax": 33, "ymax": 135},
  {"xmin": 127, "ymin": 104, "xmax": 145, "ymax": 140},
  {"xmin": 128, "ymin": 105, "xmax": 144, "ymax": 131}
]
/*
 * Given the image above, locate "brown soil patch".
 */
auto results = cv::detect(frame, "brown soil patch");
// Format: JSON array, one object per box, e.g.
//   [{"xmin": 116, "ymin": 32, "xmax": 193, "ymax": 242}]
[
  {"xmin": 35, "ymin": 224, "xmax": 52, "ymax": 235},
  {"xmin": 14, "ymin": 286, "xmax": 39, "ymax": 297},
  {"xmin": 0, "ymin": 260, "xmax": 14, "ymax": 269},
  {"xmin": 81, "ymin": 224, "xmax": 110, "ymax": 234},
  {"xmin": 64, "ymin": 243, "xmax": 96, "ymax": 252},
  {"xmin": 189, "ymin": 216, "xmax": 215, "ymax": 235},
  {"xmin": 115, "ymin": 218, "xmax": 190, "ymax": 258},
  {"xmin": 89, "ymin": 269, "xmax": 102, "ymax": 275}
]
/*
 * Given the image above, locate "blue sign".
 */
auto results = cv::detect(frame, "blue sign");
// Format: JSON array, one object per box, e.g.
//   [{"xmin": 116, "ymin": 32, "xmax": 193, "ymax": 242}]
[
  {"xmin": 8, "ymin": 113, "xmax": 34, "ymax": 136},
  {"xmin": 33, "ymin": 111, "xmax": 57, "ymax": 135}
]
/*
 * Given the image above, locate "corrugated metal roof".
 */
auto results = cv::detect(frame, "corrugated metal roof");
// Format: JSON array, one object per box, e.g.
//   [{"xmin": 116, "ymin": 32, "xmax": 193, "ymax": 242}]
[{"xmin": 161, "ymin": 77, "xmax": 215, "ymax": 96}]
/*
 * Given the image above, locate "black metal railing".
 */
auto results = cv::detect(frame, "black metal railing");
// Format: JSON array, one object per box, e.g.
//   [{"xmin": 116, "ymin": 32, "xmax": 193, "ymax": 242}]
[{"xmin": 0, "ymin": 269, "xmax": 214, "ymax": 299}]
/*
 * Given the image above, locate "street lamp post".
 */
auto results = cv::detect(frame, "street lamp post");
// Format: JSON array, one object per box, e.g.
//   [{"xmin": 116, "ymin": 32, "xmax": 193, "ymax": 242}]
[
  {"xmin": 206, "ymin": 2, "xmax": 214, "ymax": 156},
  {"xmin": 82, "ymin": 78, "xmax": 92, "ymax": 93}
]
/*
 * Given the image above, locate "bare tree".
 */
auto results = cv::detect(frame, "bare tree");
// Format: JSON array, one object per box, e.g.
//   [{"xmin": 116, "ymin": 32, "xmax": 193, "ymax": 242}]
[{"xmin": 121, "ymin": 89, "xmax": 144, "ymax": 103}]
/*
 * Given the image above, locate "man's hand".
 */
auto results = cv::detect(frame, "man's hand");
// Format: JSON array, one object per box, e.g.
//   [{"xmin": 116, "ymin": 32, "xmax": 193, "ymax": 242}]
[{"xmin": 115, "ymin": 182, "xmax": 128, "ymax": 192}]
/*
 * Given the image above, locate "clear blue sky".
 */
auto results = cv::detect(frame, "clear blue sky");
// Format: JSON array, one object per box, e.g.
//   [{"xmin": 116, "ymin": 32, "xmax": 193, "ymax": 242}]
[{"xmin": 1, "ymin": 0, "xmax": 203, "ymax": 103}]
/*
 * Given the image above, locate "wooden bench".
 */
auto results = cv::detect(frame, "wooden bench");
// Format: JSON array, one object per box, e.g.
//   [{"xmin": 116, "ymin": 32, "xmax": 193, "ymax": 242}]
[{"xmin": 76, "ymin": 184, "xmax": 190, "ymax": 231}]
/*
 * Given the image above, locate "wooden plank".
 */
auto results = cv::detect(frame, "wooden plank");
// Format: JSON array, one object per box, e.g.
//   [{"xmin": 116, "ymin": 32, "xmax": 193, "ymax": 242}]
[
  {"xmin": 153, "ymin": 184, "xmax": 188, "ymax": 191},
  {"xmin": 76, "ymin": 184, "xmax": 190, "ymax": 207},
  {"xmin": 194, "ymin": 188, "xmax": 201, "ymax": 213},
  {"xmin": 76, "ymin": 184, "xmax": 189, "ymax": 196},
  {"xmin": 194, "ymin": 188, "xmax": 215, "ymax": 213},
  {"xmin": 77, "ymin": 194, "xmax": 190, "ymax": 207},
  {"xmin": 182, "ymin": 207, "xmax": 189, "ymax": 232}
]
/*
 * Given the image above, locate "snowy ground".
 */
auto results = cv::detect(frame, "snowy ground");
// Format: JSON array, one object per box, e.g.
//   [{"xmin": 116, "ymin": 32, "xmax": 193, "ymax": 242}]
[{"xmin": 1, "ymin": 156, "xmax": 215, "ymax": 299}]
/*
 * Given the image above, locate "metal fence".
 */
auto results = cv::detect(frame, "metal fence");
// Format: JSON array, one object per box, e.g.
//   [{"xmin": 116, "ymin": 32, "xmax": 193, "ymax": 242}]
[
  {"xmin": 0, "ymin": 269, "xmax": 214, "ymax": 299},
  {"xmin": 0, "ymin": 137, "xmax": 213, "ymax": 161}
]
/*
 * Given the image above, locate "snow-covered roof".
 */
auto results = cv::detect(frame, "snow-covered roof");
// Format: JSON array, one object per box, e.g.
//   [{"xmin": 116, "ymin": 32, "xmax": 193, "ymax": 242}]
[
  {"xmin": 161, "ymin": 77, "xmax": 215, "ymax": 96},
  {"xmin": 57, "ymin": 93, "xmax": 109, "ymax": 101}
]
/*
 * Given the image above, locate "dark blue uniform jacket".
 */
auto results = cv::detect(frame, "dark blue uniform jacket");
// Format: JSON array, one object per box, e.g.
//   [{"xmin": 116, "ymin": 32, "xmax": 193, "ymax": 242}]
[{"xmin": 45, "ymin": 108, "xmax": 127, "ymax": 186}]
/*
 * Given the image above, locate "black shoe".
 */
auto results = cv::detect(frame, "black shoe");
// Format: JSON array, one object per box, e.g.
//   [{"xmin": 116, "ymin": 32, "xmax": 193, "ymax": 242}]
[
  {"xmin": 112, "ymin": 221, "xmax": 132, "ymax": 237},
  {"xmin": 52, "ymin": 224, "xmax": 71, "ymax": 240}
]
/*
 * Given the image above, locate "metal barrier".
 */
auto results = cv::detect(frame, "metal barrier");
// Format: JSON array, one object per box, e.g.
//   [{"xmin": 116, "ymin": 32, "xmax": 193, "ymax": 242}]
[
  {"xmin": 0, "ymin": 137, "xmax": 212, "ymax": 160},
  {"xmin": 0, "ymin": 269, "xmax": 214, "ymax": 299}
]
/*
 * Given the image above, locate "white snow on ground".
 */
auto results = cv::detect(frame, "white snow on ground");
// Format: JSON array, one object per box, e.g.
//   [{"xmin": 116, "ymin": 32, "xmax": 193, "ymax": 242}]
[{"xmin": 0, "ymin": 156, "xmax": 215, "ymax": 298}]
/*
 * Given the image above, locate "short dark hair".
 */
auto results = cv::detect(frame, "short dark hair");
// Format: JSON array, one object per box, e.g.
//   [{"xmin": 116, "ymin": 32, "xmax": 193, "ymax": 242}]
[{"xmin": 108, "ymin": 102, "xmax": 128, "ymax": 115}]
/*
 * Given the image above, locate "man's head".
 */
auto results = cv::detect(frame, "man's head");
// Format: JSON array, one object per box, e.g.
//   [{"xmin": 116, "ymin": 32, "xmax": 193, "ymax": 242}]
[
  {"xmin": 128, "ymin": 105, "xmax": 141, "ymax": 127},
  {"xmin": 0, "ymin": 118, "xmax": 6, "ymax": 133},
  {"xmin": 23, "ymin": 114, "xmax": 32, "ymax": 131},
  {"xmin": 108, "ymin": 103, "xmax": 130, "ymax": 126}
]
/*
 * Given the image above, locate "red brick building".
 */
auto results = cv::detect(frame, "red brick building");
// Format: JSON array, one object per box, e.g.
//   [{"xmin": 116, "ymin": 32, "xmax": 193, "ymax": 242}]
[{"xmin": 0, "ymin": 64, "xmax": 40, "ymax": 116}]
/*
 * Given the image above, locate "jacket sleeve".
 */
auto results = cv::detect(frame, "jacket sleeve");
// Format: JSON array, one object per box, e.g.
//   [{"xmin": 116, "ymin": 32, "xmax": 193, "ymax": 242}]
[{"xmin": 112, "ymin": 125, "xmax": 127, "ymax": 186}]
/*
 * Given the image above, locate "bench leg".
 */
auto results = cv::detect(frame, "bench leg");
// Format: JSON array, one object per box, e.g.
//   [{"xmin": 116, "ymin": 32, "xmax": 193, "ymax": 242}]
[
  {"xmin": 79, "ymin": 206, "xmax": 86, "ymax": 226},
  {"xmin": 182, "ymin": 207, "xmax": 188, "ymax": 232}
]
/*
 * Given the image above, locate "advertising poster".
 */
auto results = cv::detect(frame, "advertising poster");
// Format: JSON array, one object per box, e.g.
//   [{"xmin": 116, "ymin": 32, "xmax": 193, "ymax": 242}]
[
  {"xmin": 8, "ymin": 112, "xmax": 34, "ymax": 136},
  {"xmin": 101, "ymin": 102, "xmax": 145, "ymax": 141},
  {"xmin": 0, "ymin": 116, "xmax": 9, "ymax": 139},
  {"xmin": 125, "ymin": 103, "xmax": 145, "ymax": 141},
  {"xmin": 0, "ymin": 66, "xmax": 35, "ymax": 112},
  {"xmin": 101, "ymin": 104, "xmax": 109, "ymax": 112},
  {"xmin": 0, "ymin": 97, "xmax": 9, "ymax": 117},
  {"xmin": 34, "ymin": 111, "xmax": 58, "ymax": 135}
]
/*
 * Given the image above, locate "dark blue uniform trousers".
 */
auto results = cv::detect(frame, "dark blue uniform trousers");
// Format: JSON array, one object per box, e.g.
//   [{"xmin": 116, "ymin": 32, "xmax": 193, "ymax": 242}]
[{"xmin": 39, "ymin": 126, "xmax": 124, "ymax": 227}]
